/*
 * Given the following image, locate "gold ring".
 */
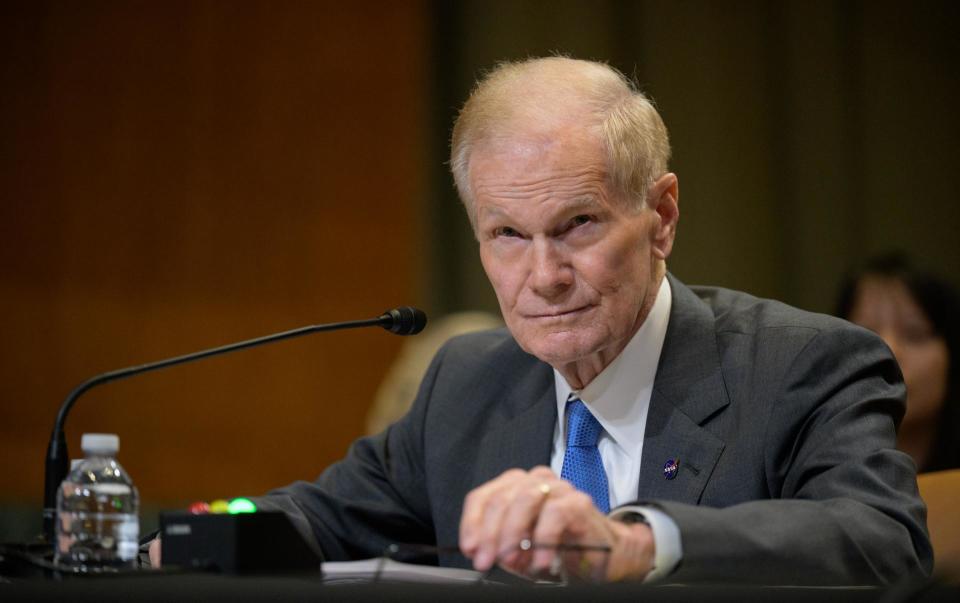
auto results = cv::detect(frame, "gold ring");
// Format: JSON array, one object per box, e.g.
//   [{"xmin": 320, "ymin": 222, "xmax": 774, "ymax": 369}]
[{"xmin": 538, "ymin": 483, "xmax": 551, "ymax": 497}]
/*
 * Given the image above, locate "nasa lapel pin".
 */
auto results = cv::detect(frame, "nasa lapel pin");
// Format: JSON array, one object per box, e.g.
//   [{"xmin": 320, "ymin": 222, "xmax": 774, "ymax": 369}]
[{"xmin": 663, "ymin": 458, "xmax": 680, "ymax": 480}]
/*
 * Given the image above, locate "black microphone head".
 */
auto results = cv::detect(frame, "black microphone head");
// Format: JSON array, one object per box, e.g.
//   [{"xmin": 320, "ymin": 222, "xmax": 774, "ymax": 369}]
[{"xmin": 380, "ymin": 306, "xmax": 427, "ymax": 335}]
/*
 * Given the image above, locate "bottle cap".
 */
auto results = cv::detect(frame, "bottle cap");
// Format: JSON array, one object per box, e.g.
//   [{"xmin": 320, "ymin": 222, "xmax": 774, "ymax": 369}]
[{"xmin": 81, "ymin": 433, "xmax": 120, "ymax": 455}]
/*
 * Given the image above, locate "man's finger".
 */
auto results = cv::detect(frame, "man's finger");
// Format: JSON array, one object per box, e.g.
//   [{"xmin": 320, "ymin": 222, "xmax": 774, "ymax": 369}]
[
  {"xmin": 496, "ymin": 477, "xmax": 571, "ymax": 570},
  {"xmin": 148, "ymin": 538, "xmax": 161, "ymax": 568},
  {"xmin": 459, "ymin": 469, "xmax": 525, "ymax": 554},
  {"xmin": 530, "ymin": 490, "xmax": 597, "ymax": 571},
  {"xmin": 472, "ymin": 483, "xmax": 518, "ymax": 570}
]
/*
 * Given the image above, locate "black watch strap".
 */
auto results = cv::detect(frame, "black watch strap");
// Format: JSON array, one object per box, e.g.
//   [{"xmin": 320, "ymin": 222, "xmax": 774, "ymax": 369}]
[{"xmin": 617, "ymin": 510, "xmax": 650, "ymax": 526}]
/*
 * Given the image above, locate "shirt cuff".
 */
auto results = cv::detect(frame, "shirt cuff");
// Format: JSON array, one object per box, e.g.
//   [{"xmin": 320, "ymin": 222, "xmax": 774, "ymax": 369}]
[{"xmin": 609, "ymin": 505, "xmax": 682, "ymax": 582}]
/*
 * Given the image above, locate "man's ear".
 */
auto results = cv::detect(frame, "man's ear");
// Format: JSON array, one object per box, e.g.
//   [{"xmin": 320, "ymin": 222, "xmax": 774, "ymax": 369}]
[{"xmin": 646, "ymin": 173, "xmax": 679, "ymax": 260}]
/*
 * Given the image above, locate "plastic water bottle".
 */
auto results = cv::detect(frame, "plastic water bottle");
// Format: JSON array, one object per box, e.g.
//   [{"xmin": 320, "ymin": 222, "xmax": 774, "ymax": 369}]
[{"xmin": 55, "ymin": 433, "xmax": 140, "ymax": 571}]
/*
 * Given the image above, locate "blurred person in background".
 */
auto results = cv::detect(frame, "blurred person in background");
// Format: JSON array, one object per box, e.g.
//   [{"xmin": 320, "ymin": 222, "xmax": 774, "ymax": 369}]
[
  {"xmin": 366, "ymin": 311, "xmax": 503, "ymax": 434},
  {"xmin": 837, "ymin": 252, "xmax": 960, "ymax": 472}
]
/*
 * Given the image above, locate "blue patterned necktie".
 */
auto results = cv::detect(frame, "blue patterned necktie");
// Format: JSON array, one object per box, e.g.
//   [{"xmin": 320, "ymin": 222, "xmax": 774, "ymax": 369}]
[{"xmin": 560, "ymin": 395, "xmax": 610, "ymax": 513}]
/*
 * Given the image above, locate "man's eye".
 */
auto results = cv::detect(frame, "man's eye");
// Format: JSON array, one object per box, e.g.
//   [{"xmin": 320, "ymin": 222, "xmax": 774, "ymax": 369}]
[
  {"xmin": 571, "ymin": 215, "xmax": 592, "ymax": 226},
  {"xmin": 494, "ymin": 226, "xmax": 521, "ymax": 238}
]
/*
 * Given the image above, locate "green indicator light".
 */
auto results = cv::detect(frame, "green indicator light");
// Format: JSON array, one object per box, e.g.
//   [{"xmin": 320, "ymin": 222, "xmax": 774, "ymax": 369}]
[{"xmin": 227, "ymin": 497, "xmax": 257, "ymax": 514}]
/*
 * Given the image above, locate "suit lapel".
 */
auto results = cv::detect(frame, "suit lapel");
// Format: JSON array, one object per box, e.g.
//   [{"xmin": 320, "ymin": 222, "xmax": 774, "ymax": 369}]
[
  {"xmin": 639, "ymin": 275, "xmax": 728, "ymax": 504},
  {"xmin": 469, "ymin": 275, "xmax": 729, "ymax": 504},
  {"xmin": 475, "ymin": 361, "xmax": 557, "ymax": 483}
]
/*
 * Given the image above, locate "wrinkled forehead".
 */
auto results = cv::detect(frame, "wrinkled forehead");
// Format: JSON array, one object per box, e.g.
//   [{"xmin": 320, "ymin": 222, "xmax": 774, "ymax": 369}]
[{"xmin": 469, "ymin": 126, "xmax": 608, "ymax": 184}]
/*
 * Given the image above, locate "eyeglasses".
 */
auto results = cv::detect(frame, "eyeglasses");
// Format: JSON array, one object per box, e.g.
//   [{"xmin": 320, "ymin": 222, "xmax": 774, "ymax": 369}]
[{"xmin": 374, "ymin": 539, "xmax": 612, "ymax": 585}]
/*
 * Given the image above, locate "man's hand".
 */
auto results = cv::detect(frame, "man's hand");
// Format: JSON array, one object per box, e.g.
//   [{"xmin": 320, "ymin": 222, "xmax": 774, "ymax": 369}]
[
  {"xmin": 148, "ymin": 538, "xmax": 161, "ymax": 568},
  {"xmin": 459, "ymin": 466, "xmax": 655, "ymax": 581}
]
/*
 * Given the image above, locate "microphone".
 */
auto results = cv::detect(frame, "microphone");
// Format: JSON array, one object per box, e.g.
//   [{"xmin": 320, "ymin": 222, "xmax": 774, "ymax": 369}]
[
  {"xmin": 42, "ymin": 306, "xmax": 427, "ymax": 542},
  {"xmin": 380, "ymin": 306, "xmax": 427, "ymax": 335}
]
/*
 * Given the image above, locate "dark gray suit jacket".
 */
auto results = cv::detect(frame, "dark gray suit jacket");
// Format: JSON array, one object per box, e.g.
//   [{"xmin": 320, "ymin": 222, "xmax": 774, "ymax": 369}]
[{"xmin": 258, "ymin": 275, "xmax": 932, "ymax": 584}]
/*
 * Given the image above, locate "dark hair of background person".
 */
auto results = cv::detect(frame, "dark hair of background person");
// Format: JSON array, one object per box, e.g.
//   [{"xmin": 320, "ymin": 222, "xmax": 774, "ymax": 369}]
[{"xmin": 836, "ymin": 251, "xmax": 960, "ymax": 472}]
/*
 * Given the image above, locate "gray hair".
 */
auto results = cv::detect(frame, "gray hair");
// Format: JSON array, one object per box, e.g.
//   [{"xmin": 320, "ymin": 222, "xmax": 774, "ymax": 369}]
[{"xmin": 450, "ymin": 57, "xmax": 671, "ymax": 228}]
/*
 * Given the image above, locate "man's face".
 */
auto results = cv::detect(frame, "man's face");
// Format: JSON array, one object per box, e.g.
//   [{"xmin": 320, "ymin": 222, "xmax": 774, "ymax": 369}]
[{"xmin": 470, "ymin": 128, "xmax": 670, "ymax": 369}]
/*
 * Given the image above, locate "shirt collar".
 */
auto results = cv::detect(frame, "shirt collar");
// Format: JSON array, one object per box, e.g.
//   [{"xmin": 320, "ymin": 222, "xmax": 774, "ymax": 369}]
[{"xmin": 554, "ymin": 277, "xmax": 672, "ymax": 453}]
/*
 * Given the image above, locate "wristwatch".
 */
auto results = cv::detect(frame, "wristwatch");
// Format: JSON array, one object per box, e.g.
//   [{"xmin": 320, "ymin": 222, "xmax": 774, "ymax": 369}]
[{"xmin": 616, "ymin": 510, "xmax": 650, "ymax": 526}]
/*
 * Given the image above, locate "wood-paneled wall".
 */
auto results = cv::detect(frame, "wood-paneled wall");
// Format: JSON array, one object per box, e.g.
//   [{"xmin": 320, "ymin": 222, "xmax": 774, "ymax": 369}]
[
  {"xmin": 0, "ymin": 1, "xmax": 426, "ymax": 517},
  {"xmin": 427, "ymin": 0, "xmax": 960, "ymax": 316}
]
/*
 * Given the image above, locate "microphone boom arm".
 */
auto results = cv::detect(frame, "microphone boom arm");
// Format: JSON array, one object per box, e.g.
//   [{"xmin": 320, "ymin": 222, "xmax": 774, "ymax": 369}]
[{"xmin": 43, "ymin": 308, "xmax": 423, "ymax": 542}]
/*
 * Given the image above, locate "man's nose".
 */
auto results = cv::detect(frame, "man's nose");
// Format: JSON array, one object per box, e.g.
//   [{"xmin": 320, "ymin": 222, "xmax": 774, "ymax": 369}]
[{"xmin": 529, "ymin": 239, "xmax": 572, "ymax": 297}]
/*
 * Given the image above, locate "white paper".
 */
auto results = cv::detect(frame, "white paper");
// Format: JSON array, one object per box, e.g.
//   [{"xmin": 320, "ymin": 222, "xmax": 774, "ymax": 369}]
[{"xmin": 321, "ymin": 558, "xmax": 482, "ymax": 584}]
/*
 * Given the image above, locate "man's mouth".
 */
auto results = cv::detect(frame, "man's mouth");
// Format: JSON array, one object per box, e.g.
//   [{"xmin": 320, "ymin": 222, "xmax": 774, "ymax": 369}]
[{"xmin": 525, "ymin": 305, "xmax": 594, "ymax": 320}]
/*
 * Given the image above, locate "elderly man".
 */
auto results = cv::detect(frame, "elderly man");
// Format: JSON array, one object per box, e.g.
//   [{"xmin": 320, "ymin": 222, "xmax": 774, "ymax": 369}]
[{"xmin": 155, "ymin": 57, "xmax": 931, "ymax": 583}]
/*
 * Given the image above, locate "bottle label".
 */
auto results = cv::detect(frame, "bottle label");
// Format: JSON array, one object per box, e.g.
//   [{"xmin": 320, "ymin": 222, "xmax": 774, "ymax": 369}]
[
  {"xmin": 90, "ymin": 483, "xmax": 132, "ymax": 496},
  {"xmin": 116, "ymin": 517, "xmax": 140, "ymax": 561}
]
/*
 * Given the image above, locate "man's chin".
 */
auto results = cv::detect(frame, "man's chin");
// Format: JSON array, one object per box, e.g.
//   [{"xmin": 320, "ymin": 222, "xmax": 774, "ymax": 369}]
[{"xmin": 516, "ymin": 330, "xmax": 600, "ymax": 367}]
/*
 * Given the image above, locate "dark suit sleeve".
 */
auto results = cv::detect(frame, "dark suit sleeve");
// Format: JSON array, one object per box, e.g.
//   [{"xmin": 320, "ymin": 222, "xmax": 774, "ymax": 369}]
[
  {"xmin": 652, "ymin": 326, "xmax": 932, "ymax": 585},
  {"xmin": 248, "ymin": 344, "xmax": 447, "ymax": 561}
]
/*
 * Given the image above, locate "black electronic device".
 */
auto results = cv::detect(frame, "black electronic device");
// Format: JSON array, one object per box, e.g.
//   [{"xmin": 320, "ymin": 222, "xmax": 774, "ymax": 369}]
[{"xmin": 159, "ymin": 511, "xmax": 322, "ymax": 575}]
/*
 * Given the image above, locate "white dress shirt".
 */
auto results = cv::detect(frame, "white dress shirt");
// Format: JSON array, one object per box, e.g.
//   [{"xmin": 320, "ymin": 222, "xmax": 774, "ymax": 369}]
[{"xmin": 549, "ymin": 277, "xmax": 682, "ymax": 581}]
